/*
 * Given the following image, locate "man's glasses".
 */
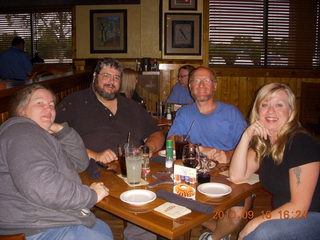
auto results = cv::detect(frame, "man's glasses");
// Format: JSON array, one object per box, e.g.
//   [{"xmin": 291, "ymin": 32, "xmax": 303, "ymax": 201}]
[
  {"xmin": 191, "ymin": 79, "xmax": 215, "ymax": 84},
  {"xmin": 98, "ymin": 73, "xmax": 121, "ymax": 82}
]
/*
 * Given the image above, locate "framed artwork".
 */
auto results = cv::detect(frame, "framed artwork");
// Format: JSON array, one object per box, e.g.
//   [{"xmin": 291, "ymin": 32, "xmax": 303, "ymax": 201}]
[
  {"xmin": 90, "ymin": 9, "xmax": 127, "ymax": 53},
  {"xmin": 164, "ymin": 13, "xmax": 201, "ymax": 55},
  {"xmin": 169, "ymin": 0, "xmax": 197, "ymax": 10}
]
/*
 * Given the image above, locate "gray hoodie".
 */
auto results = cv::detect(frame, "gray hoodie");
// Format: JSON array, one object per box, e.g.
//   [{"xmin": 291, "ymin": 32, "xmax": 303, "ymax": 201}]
[{"xmin": 0, "ymin": 117, "xmax": 97, "ymax": 236}]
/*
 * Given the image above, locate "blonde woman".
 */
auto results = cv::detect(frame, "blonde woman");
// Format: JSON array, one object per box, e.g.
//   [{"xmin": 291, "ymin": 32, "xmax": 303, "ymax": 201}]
[
  {"xmin": 230, "ymin": 83, "xmax": 320, "ymax": 240},
  {"xmin": 120, "ymin": 68, "xmax": 144, "ymax": 104}
]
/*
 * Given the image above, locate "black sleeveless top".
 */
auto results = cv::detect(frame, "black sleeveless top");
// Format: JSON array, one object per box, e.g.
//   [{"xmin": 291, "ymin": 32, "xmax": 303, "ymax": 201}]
[{"xmin": 260, "ymin": 132, "xmax": 320, "ymax": 211}]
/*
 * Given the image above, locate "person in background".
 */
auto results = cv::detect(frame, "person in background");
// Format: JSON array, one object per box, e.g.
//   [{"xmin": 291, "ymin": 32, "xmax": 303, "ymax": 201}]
[
  {"xmin": 31, "ymin": 52, "xmax": 45, "ymax": 64},
  {"xmin": 166, "ymin": 65, "xmax": 195, "ymax": 108},
  {"xmin": 167, "ymin": 67, "xmax": 250, "ymax": 240},
  {"xmin": 0, "ymin": 36, "xmax": 33, "ymax": 80},
  {"xmin": 229, "ymin": 83, "xmax": 320, "ymax": 240},
  {"xmin": 0, "ymin": 84, "xmax": 113, "ymax": 240},
  {"xmin": 120, "ymin": 68, "xmax": 144, "ymax": 106}
]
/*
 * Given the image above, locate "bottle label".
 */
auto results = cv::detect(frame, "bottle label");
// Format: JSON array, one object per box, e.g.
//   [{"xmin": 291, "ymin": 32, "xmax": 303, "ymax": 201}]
[
  {"xmin": 142, "ymin": 167, "xmax": 150, "ymax": 176},
  {"xmin": 166, "ymin": 139, "xmax": 174, "ymax": 158}
]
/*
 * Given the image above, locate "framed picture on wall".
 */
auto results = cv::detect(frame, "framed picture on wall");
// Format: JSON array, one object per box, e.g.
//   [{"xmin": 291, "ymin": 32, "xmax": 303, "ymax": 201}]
[
  {"xmin": 164, "ymin": 13, "xmax": 201, "ymax": 55},
  {"xmin": 90, "ymin": 9, "xmax": 127, "ymax": 53},
  {"xmin": 169, "ymin": 0, "xmax": 197, "ymax": 10}
]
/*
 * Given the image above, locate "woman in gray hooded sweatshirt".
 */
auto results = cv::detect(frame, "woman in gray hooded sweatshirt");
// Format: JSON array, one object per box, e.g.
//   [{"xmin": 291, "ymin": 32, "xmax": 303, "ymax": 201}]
[{"xmin": 0, "ymin": 84, "xmax": 113, "ymax": 240}]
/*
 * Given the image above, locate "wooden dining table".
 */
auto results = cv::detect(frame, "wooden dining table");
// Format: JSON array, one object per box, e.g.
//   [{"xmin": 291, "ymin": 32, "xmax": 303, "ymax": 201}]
[{"xmin": 80, "ymin": 161, "xmax": 261, "ymax": 240}]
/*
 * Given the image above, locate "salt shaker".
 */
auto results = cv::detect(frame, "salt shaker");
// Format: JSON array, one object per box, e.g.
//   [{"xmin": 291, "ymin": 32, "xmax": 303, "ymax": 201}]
[{"xmin": 141, "ymin": 146, "xmax": 150, "ymax": 178}]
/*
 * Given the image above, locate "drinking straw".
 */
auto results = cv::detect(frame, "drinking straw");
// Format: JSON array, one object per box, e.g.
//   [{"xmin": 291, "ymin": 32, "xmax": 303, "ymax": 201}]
[
  {"xmin": 184, "ymin": 120, "xmax": 195, "ymax": 142},
  {"xmin": 127, "ymin": 131, "xmax": 131, "ymax": 146}
]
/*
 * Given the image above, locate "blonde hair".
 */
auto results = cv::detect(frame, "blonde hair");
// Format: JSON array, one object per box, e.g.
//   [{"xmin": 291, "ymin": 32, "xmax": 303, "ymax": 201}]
[
  {"xmin": 121, "ymin": 68, "xmax": 139, "ymax": 98},
  {"xmin": 249, "ymin": 83, "xmax": 301, "ymax": 165}
]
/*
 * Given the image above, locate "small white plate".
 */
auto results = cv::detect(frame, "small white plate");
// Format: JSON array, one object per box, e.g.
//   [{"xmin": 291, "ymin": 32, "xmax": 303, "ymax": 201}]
[
  {"xmin": 197, "ymin": 183, "xmax": 232, "ymax": 197},
  {"xmin": 158, "ymin": 150, "xmax": 176, "ymax": 158},
  {"xmin": 120, "ymin": 189, "xmax": 156, "ymax": 206}
]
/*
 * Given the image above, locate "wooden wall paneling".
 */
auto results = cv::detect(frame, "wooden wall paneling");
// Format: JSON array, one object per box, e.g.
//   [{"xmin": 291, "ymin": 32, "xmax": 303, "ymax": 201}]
[
  {"xmin": 230, "ymin": 76, "xmax": 240, "ymax": 107},
  {"xmin": 214, "ymin": 76, "xmax": 222, "ymax": 101},
  {"xmin": 220, "ymin": 76, "xmax": 227, "ymax": 103},
  {"xmin": 160, "ymin": 70, "xmax": 171, "ymax": 102},
  {"xmin": 215, "ymin": 76, "xmax": 222, "ymax": 101},
  {"xmin": 220, "ymin": 76, "xmax": 229, "ymax": 104},
  {"xmin": 300, "ymin": 81, "xmax": 320, "ymax": 130},
  {"xmin": 238, "ymin": 77, "xmax": 249, "ymax": 119}
]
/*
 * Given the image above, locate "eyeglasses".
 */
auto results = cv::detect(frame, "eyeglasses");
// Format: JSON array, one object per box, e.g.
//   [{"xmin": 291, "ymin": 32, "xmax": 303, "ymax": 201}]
[
  {"xmin": 191, "ymin": 79, "xmax": 215, "ymax": 84},
  {"xmin": 178, "ymin": 74, "xmax": 189, "ymax": 78},
  {"xmin": 98, "ymin": 73, "xmax": 121, "ymax": 82}
]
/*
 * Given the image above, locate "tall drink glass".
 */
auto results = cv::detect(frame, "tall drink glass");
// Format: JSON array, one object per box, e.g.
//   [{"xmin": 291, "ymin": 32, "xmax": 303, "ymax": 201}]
[
  {"xmin": 174, "ymin": 135, "xmax": 189, "ymax": 160},
  {"xmin": 118, "ymin": 145, "xmax": 127, "ymax": 177},
  {"xmin": 125, "ymin": 146, "xmax": 143, "ymax": 185}
]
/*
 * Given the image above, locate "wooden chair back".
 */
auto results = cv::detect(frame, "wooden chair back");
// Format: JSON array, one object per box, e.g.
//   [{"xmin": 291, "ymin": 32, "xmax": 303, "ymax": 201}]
[{"xmin": 0, "ymin": 233, "xmax": 26, "ymax": 240}]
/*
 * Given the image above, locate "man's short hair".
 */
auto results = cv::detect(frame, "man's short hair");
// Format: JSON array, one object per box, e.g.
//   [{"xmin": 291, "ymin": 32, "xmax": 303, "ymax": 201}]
[
  {"xmin": 11, "ymin": 36, "xmax": 25, "ymax": 47},
  {"xmin": 179, "ymin": 65, "xmax": 195, "ymax": 74},
  {"xmin": 94, "ymin": 58, "xmax": 124, "ymax": 76},
  {"xmin": 189, "ymin": 66, "xmax": 217, "ymax": 83}
]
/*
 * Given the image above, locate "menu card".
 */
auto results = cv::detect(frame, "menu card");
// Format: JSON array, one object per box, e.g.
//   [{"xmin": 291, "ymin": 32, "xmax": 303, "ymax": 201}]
[
  {"xmin": 173, "ymin": 165, "xmax": 197, "ymax": 184},
  {"xmin": 173, "ymin": 165, "xmax": 197, "ymax": 199},
  {"xmin": 154, "ymin": 202, "xmax": 191, "ymax": 219}
]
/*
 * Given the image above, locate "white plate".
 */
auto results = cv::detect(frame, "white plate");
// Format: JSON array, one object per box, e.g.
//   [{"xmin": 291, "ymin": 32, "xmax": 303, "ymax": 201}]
[
  {"xmin": 197, "ymin": 183, "xmax": 232, "ymax": 197},
  {"xmin": 120, "ymin": 189, "xmax": 156, "ymax": 206},
  {"xmin": 158, "ymin": 150, "xmax": 176, "ymax": 158}
]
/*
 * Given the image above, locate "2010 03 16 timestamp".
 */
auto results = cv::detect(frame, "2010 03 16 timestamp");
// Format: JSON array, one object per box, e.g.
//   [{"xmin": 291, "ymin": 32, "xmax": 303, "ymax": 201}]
[
  {"xmin": 212, "ymin": 210, "xmax": 308, "ymax": 220},
  {"xmin": 212, "ymin": 210, "xmax": 255, "ymax": 220}
]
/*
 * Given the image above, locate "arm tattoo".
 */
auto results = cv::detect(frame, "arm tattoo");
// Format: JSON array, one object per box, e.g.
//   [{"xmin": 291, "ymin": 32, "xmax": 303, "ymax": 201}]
[{"xmin": 293, "ymin": 167, "xmax": 301, "ymax": 186}]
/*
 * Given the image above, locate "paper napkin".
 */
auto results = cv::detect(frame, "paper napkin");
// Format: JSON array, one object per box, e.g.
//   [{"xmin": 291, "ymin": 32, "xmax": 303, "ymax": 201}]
[
  {"xmin": 220, "ymin": 171, "xmax": 260, "ymax": 185},
  {"xmin": 117, "ymin": 174, "xmax": 149, "ymax": 187}
]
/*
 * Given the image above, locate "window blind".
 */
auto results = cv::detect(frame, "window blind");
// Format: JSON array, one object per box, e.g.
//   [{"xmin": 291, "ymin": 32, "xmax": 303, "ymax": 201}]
[
  {"xmin": 208, "ymin": 0, "xmax": 319, "ymax": 69},
  {"xmin": 0, "ymin": 9, "xmax": 72, "ymax": 63},
  {"xmin": 0, "ymin": 13, "xmax": 32, "ymax": 55}
]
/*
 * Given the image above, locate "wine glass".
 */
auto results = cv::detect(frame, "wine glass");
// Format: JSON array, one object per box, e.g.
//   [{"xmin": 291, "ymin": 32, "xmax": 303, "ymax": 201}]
[{"xmin": 182, "ymin": 143, "xmax": 199, "ymax": 168}]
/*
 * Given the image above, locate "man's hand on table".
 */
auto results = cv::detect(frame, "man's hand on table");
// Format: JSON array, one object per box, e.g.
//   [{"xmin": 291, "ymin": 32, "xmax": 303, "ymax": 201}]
[
  {"xmin": 199, "ymin": 146, "xmax": 233, "ymax": 164},
  {"xmin": 95, "ymin": 149, "xmax": 118, "ymax": 164}
]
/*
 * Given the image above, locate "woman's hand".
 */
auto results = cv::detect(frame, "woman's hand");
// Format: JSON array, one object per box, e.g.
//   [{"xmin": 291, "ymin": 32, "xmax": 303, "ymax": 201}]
[
  {"xmin": 90, "ymin": 182, "xmax": 109, "ymax": 202},
  {"xmin": 244, "ymin": 120, "xmax": 270, "ymax": 141},
  {"xmin": 48, "ymin": 123, "xmax": 64, "ymax": 134}
]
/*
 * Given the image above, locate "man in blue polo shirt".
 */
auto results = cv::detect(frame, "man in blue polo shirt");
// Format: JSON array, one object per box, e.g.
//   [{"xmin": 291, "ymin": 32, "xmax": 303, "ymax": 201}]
[
  {"xmin": 168, "ymin": 67, "xmax": 249, "ymax": 240},
  {"xmin": 0, "ymin": 36, "xmax": 33, "ymax": 81}
]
